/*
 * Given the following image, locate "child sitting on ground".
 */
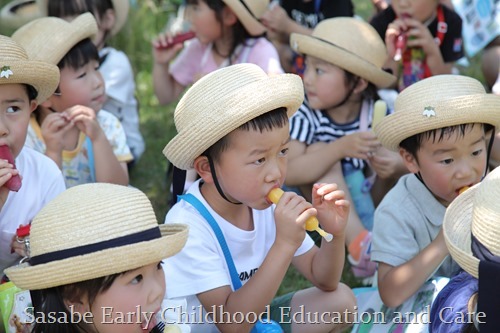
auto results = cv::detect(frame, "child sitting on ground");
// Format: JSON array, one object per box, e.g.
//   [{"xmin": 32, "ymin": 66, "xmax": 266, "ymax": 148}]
[
  {"xmin": 162, "ymin": 63, "xmax": 356, "ymax": 332},
  {"xmin": 12, "ymin": 13, "xmax": 132, "ymax": 188},
  {"xmin": 372, "ymin": 74, "xmax": 500, "ymax": 316},
  {"xmin": 287, "ymin": 17, "xmax": 407, "ymax": 280},
  {"xmin": 0, "ymin": 35, "xmax": 65, "ymax": 275},
  {"xmin": 370, "ymin": 0, "xmax": 464, "ymax": 91},
  {"xmin": 152, "ymin": 0, "xmax": 283, "ymax": 106},
  {"xmin": 430, "ymin": 166, "xmax": 500, "ymax": 332},
  {"xmin": 46, "ymin": 0, "xmax": 145, "ymax": 164},
  {"xmin": 5, "ymin": 183, "xmax": 189, "ymax": 333}
]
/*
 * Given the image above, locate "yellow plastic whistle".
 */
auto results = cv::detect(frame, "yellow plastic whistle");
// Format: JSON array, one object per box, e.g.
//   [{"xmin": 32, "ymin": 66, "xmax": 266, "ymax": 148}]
[
  {"xmin": 268, "ymin": 188, "xmax": 333, "ymax": 242},
  {"xmin": 459, "ymin": 186, "xmax": 470, "ymax": 195},
  {"xmin": 372, "ymin": 100, "xmax": 387, "ymax": 130}
]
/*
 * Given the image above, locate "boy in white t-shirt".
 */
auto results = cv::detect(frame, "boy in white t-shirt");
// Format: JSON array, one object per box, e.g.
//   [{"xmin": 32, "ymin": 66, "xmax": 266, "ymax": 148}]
[
  {"xmin": 162, "ymin": 64, "xmax": 356, "ymax": 333},
  {"xmin": 0, "ymin": 35, "xmax": 65, "ymax": 275}
]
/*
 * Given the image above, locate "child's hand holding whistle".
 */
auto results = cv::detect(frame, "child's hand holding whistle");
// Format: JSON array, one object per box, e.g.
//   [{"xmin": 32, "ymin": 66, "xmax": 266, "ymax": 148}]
[{"xmin": 268, "ymin": 185, "xmax": 348, "ymax": 242}]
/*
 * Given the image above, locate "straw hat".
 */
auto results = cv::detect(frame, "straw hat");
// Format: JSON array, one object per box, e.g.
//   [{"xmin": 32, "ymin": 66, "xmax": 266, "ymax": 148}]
[
  {"xmin": 5, "ymin": 183, "xmax": 189, "ymax": 290},
  {"xmin": 223, "ymin": 0, "xmax": 268, "ymax": 36},
  {"xmin": 163, "ymin": 63, "xmax": 304, "ymax": 170},
  {"xmin": 290, "ymin": 17, "xmax": 396, "ymax": 88},
  {"xmin": 11, "ymin": 12, "xmax": 97, "ymax": 65},
  {"xmin": 443, "ymin": 166, "xmax": 500, "ymax": 278},
  {"xmin": 374, "ymin": 75, "xmax": 500, "ymax": 151},
  {"xmin": 0, "ymin": 0, "xmax": 128, "ymax": 36},
  {"xmin": 0, "ymin": 35, "xmax": 59, "ymax": 104}
]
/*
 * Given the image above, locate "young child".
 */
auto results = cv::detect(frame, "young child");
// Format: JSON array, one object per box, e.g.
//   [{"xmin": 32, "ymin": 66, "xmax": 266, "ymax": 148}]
[
  {"xmin": 162, "ymin": 63, "xmax": 356, "ymax": 332},
  {"xmin": 0, "ymin": 35, "xmax": 65, "ymax": 274},
  {"xmin": 286, "ymin": 17, "xmax": 406, "ymax": 280},
  {"xmin": 152, "ymin": 0, "xmax": 283, "ymax": 106},
  {"xmin": 11, "ymin": 13, "xmax": 133, "ymax": 188},
  {"xmin": 261, "ymin": 0, "xmax": 354, "ymax": 75},
  {"xmin": 4, "ymin": 183, "xmax": 189, "ymax": 333},
  {"xmin": 46, "ymin": 0, "xmax": 145, "ymax": 163},
  {"xmin": 429, "ymin": 165, "xmax": 500, "ymax": 333},
  {"xmin": 370, "ymin": 0, "xmax": 464, "ymax": 91},
  {"xmin": 372, "ymin": 74, "xmax": 500, "ymax": 310}
]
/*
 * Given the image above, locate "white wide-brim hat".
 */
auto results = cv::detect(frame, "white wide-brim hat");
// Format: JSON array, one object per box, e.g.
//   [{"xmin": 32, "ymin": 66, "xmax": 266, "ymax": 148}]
[
  {"xmin": 163, "ymin": 63, "xmax": 304, "ymax": 170},
  {"xmin": 443, "ymin": 166, "xmax": 500, "ymax": 278},
  {"xmin": 0, "ymin": 0, "xmax": 128, "ymax": 36},
  {"xmin": 11, "ymin": 12, "xmax": 97, "ymax": 65},
  {"xmin": 0, "ymin": 35, "xmax": 59, "ymax": 104},
  {"xmin": 290, "ymin": 17, "xmax": 396, "ymax": 88},
  {"xmin": 5, "ymin": 183, "xmax": 188, "ymax": 290},
  {"xmin": 374, "ymin": 75, "xmax": 500, "ymax": 151}
]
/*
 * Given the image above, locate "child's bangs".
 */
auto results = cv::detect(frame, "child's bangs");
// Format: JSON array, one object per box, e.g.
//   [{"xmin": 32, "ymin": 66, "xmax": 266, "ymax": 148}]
[{"xmin": 59, "ymin": 38, "xmax": 99, "ymax": 70}]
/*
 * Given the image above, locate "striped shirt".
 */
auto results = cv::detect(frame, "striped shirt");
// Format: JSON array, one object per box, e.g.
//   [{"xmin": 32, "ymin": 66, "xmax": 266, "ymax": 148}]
[{"xmin": 290, "ymin": 98, "xmax": 382, "ymax": 170}]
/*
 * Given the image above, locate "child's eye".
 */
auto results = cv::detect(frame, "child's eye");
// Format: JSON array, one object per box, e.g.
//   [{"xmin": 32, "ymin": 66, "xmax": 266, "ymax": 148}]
[
  {"xmin": 254, "ymin": 157, "xmax": 265, "ymax": 165},
  {"xmin": 131, "ymin": 274, "xmax": 143, "ymax": 284},
  {"xmin": 6, "ymin": 106, "xmax": 20, "ymax": 113},
  {"xmin": 472, "ymin": 149, "xmax": 483, "ymax": 156},
  {"xmin": 279, "ymin": 148, "xmax": 289, "ymax": 157},
  {"xmin": 77, "ymin": 72, "xmax": 87, "ymax": 79},
  {"xmin": 315, "ymin": 68, "xmax": 324, "ymax": 75},
  {"xmin": 440, "ymin": 158, "xmax": 453, "ymax": 165}
]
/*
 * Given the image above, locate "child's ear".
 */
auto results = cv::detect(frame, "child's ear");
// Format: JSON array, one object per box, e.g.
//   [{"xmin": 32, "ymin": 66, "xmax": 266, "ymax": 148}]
[
  {"xmin": 194, "ymin": 156, "xmax": 214, "ymax": 184},
  {"xmin": 221, "ymin": 6, "xmax": 238, "ymax": 26},
  {"xmin": 63, "ymin": 294, "xmax": 90, "ymax": 314},
  {"xmin": 399, "ymin": 148, "xmax": 420, "ymax": 174},
  {"xmin": 29, "ymin": 100, "xmax": 38, "ymax": 114},
  {"xmin": 353, "ymin": 78, "xmax": 369, "ymax": 94},
  {"xmin": 100, "ymin": 9, "xmax": 116, "ymax": 32}
]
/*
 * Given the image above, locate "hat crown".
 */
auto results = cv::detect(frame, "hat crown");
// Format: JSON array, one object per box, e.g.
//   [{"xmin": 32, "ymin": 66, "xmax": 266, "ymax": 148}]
[
  {"xmin": 12, "ymin": 12, "xmax": 97, "ymax": 64},
  {"xmin": 241, "ymin": 0, "xmax": 268, "ymax": 19},
  {"xmin": 29, "ymin": 183, "xmax": 158, "ymax": 258},
  {"xmin": 471, "ymin": 168, "xmax": 500, "ymax": 257},
  {"xmin": 174, "ymin": 64, "xmax": 269, "ymax": 132},
  {"xmin": 0, "ymin": 35, "xmax": 29, "ymax": 62},
  {"xmin": 395, "ymin": 75, "xmax": 486, "ymax": 113},
  {"xmin": 311, "ymin": 18, "xmax": 387, "ymax": 68}
]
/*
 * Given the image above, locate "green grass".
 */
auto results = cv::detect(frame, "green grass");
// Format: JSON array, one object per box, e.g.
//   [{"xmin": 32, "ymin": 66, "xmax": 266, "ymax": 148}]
[{"xmin": 0, "ymin": 0, "xmax": 485, "ymax": 313}]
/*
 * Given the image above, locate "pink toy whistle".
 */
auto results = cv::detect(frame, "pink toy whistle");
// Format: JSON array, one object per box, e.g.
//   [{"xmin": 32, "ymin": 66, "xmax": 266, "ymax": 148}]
[
  {"xmin": 393, "ymin": 14, "xmax": 411, "ymax": 62},
  {"xmin": 155, "ymin": 31, "xmax": 196, "ymax": 49}
]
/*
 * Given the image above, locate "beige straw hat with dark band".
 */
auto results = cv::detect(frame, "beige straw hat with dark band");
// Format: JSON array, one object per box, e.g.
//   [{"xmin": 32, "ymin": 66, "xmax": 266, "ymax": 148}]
[
  {"xmin": 163, "ymin": 63, "xmax": 304, "ymax": 170},
  {"xmin": 223, "ymin": 0, "xmax": 268, "ymax": 36},
  {"xmin": 11, "ymin": 12, "xmax": 97, "ymax": 65},
  {"xmin": 5, "ymin": 183, "xmax": 188, "ymax": 290},
  {"xmin": 374, "ymin": 75, "xmax": 500, "ymax": 151},
  {"xmin": 0, "ymin": 35, "xmax": 59, "ymax": 104},
  {"xmin": 0, "ymin": 0, "xmax": 128, "ymax": 36},
  {"xmin": 290, "ymin": 17, "xmax": 396, "ymax": 88},
  {"xmin": 443, "ymin": 166, "xmax": 500, "ymax": 278}
]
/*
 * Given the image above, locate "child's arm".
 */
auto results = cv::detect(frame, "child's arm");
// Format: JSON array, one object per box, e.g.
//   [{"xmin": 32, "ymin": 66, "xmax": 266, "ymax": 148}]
[
  {"xmin": 65, "ymin": 106, "xmax": 129, "ymax": 185},
  {"xmin": 287, "ymin": 132, "xmax": 379, "ymax": 186},
  {"xmin": 292, "ymin": 183, "xmax": 349, "ymax": 290},
  {"xmin": 0, "ymin": 158, "xmax": 19, "ymax": 210},
  {"xmin": 196, "ymin": 191, "xmax": 316, "ymax": 333},
  {"xmin": 377, "ymin": 228, "xmax": 449, "ymax": 308},
  {"xmin": 261, "ymin": 4, "xmax": 312, "ymax": 44},
  {"xmin": 368, "ymin": 146, "xmax": 408, "ymax": 180},
  {"xmin": 152, "ymin": 33, "xmax": 186, "ymax": 105}
]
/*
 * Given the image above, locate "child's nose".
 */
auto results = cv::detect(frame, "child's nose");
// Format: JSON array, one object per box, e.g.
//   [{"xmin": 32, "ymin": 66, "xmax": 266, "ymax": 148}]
[{"xmin": 265, "ymin": 161, "xmax": 283, "ymax": 183}]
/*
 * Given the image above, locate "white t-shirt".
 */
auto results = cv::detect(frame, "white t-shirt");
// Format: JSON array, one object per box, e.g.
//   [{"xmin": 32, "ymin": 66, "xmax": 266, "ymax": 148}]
[
  {"xmin": 99, "ymin": 47, "xmax": 145, "ymax": 161},
  {"xmin": 162, "ymin": 180, "xmax": 314, "ymax": 333},
  {"xmin": 0, "ymin": 147, "xmax": 66, "ymax": 274}
]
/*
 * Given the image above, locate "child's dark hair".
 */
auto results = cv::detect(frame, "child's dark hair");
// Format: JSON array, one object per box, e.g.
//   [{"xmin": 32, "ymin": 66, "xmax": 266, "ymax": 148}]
[
  {"xmin": 32, "ymin": 274, "xmax": 119, "ymax": 333},
  {"xmin": 204, "ymin": 107, "xmax": 289, "ymax": 162},
  {"xmin": 344, "ymin": 71, "xmax": 380, "ymax": 101},
  {"xmin": 25, "ymin": 84, "xmax": 38, "ymax": 102},
  {"xmin": 400, "ymin": 123, "xmax": 494, "ymax": 159},
  {"xmin": 185, "ymin": 0, "xmax": 265, "ymax": 62}
]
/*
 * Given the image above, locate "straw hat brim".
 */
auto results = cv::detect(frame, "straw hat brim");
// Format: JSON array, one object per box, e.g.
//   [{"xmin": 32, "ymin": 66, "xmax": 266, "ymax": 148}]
[
  {"xmin": 163, "ymin": 73, "xmax": 304, "ymax": 170},
  {"xmin": 443, "ymin": 183, "xmax": 479, "ymax": 278},
  {"xmin": 1, "ymin": 60, "xmax": 59, "ymax": 104},
  {"xmin": 0, "ymin": 0, "xmax": 42, "ymax": 29},
  {"xmin": 223, "ymin": 0, "xmax": 266, "ymax": 36},
  {"xmin": 0, "ymin": 0, "xmax": 127, "ymax": 36},
  {"xmin": 290, "ymin": 33, "xmax": 396, "ymax": 88},
  {"xmin": 374, "ymin": 94, "xmax": 500, "ymax": 151},
  {"xmin": 5, "ymin": 224, "xmax": 189, "ymax": 290}
]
